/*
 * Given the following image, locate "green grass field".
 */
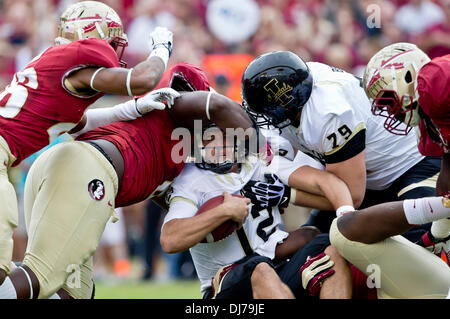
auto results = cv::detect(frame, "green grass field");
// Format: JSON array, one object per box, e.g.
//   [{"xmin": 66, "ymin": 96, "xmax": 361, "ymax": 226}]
[{"xmin": 95, "ymin": 280, "xmax": 202, "ymax": 299}]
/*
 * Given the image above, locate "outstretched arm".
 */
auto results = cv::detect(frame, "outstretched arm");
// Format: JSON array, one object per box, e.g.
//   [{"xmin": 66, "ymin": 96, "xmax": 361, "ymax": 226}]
[
  {"xmin": 168, "ymin": 91, "xmax": 254, "ymax": 132},
  {"xmin": 338, "ymin": 196, "xmax": 450, "ymax": 244},
  {"xmin": 288, "ymin": 165, "xmax": 354, "ymax": 211},
  {"xmin": 66, "ymin": 27, "xmax": 173, "ymax": 96},
  {"xmin": 69, "ymin": 88, "xmax": 180, "ymax": 137}
]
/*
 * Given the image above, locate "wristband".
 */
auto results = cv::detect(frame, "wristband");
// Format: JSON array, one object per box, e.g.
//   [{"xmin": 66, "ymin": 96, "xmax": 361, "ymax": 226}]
[
  {"xmin": 205, "ymin": 91, "xmax": 213, "ymax": 120},
  {"xmin": 126, "ymin": 68, "xmax": 134, "ymax": 97},
  {"xmin": 289, "ymin": 188, "xmax": 297, "ymax": 204},
  {"xmin": 90, "ymin": 67, "xmax": 105, "ymax": 92},
  {"xmin": 336, "ymin": 205, "xmax": 355, "ymax": 217}
]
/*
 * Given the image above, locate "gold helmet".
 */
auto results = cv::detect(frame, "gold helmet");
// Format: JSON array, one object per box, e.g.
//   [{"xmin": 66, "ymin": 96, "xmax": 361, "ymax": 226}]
[
  {"xmin": 55, "ymin": 1, "xmax": 128, "ymax": 67},
  {"xmin": 363, "ymin": 42, "xmax": 430, "ymax": 135}
]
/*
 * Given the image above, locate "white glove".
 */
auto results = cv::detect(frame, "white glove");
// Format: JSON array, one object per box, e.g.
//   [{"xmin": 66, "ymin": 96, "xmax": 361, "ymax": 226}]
[
  {"xmin": 149, "ymin": 26, "xmax": 173, "ymax": 56},
  {"xmin": 136, "ymin": 87, "xmax": 181, "ymax": 115}
]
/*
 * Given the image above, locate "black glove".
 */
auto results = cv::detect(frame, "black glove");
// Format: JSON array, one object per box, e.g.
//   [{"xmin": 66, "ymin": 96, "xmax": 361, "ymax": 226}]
[{"xmin": 241, "ymin": 173, "xmax": 290, "ymax": 209}]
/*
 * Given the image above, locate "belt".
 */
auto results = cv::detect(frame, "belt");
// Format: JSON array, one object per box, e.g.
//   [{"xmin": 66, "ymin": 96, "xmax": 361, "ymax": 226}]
[{"xmin": 84, "ymin": 140, "xmax": 116, "ymax": 170}]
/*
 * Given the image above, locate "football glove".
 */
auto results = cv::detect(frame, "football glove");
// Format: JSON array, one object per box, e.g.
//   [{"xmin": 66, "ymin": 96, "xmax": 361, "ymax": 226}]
[
  {"xmin": 149, "ymin": 26, "xmax": 173, "ymax": 57},
  {"xmin": 135, "ymin": 87, "xmax": 180, "ymax": 115},
  {"xmin": 299, "ymin": 253, "xmax": 335, "ymax": 297},
  {"xmin": 241, "ymin": 173, "xmax": 290, "ymax": 209}
]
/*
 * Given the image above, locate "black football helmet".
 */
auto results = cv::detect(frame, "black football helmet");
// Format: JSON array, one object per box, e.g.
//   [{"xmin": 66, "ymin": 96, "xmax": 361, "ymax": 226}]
[{"xmin": 241, "ymin": 51, "xmax": 313, "ymax": 128}]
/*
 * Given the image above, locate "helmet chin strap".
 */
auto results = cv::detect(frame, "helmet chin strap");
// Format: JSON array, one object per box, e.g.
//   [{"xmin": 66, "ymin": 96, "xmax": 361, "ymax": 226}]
[{"xmin": 405, "ymin": 108, "xmax": 421, "ymax": 127}]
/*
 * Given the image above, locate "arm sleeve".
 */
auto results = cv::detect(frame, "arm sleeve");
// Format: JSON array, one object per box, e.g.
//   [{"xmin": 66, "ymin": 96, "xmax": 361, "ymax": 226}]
[{"xmin": 303, "ymin": 84, "xmax": 366, "ymax": 164}]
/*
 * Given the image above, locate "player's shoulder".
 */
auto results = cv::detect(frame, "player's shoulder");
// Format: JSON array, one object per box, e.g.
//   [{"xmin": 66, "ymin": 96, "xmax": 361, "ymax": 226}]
[
  {"xmin": 306, "ymin": 63, "xmax": 354, "ymax": 116},
  {"xmin": 171, "ymin": 163, "xmax": 205, "ymax": 189},
  {"xmin": 417, "ymin": 54, "xmax": 450, "ymax": 116},
  {"xmin": 418, "ymin": 54, "xmax": 450, "ymax": 86},
  {"xmin": 67, "ymin": 38, "xmax": 119, "ymax": 67}
]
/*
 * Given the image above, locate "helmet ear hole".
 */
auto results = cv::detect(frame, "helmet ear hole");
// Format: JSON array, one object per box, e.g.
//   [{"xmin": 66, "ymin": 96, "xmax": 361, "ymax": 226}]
[{"xmin": 405, "ymin": 70, "xmax": 412, "ymax": 83}]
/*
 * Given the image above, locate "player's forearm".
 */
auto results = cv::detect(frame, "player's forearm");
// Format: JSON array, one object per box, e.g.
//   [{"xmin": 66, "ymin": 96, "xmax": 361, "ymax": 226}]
[
  {"xmin": 208, "ymin": 93, "xmax": 253, "ymax": 131},
  {"xmin": 72, "ymin": 58, "xmax": 166, "ymax": 97},
  {"xmin": 291, "ymin": 189, "xmax": 335, "ymax": 211},
  {"xmin": 317, "ymin": 174, "xmax": 354, "ymax": 210},
  {"xmin": 288, "ymin": 166, "xmax": 353, "ymax": 210},
  {"xmin": 129, "ymin": 57, "xmax": 166, "ymax": 96},
  {"xmin": 160, "ymin": 205, "xmax": 233, "ymax": 253},
  {"xmin": 169, "ymin": 92, "xmax": 253, "ymax": 132}
]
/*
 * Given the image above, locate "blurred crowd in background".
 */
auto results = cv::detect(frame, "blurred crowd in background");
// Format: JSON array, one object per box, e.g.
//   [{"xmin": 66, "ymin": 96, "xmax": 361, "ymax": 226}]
[{"xmin": 2, "ymin": 0, "xmax": 450, "ymax": 284}]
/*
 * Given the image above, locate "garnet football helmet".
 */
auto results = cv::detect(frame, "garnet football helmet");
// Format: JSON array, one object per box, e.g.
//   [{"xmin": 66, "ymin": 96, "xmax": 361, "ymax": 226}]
[
  {"xmin": 241, "ymin": 51, "xmax": 313, "ymax": 129},
  {"xmin": 363, "ymin": 42, "xmax": 430, "ymax": 135},
  {"xmin": 55, "ymin": 1, "xmax": 128, "ymax": 67}
]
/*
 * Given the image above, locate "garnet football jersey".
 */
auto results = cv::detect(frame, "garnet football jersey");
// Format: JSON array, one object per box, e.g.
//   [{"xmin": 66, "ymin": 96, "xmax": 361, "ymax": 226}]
[
  {"xmin": 0, "ymin": 38, "xmax": 119, "ymax": 165},
  {"xmin": 76, "ymin": 62, "xmax": 212, "ymax": 207},
  {"xmin": 76, "ymin": 109, "xmax": 186, "ymax": 207},
  {"xmin": 417, "ymin": 54, "xmax": 450, "ymax": 155}
]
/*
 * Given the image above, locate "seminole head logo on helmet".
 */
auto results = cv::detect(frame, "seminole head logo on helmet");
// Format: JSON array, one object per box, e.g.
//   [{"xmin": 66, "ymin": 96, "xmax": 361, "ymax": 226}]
[
  {"xmin": 363, "ymin": 42, "xmax": 430, "ymax": 135},
  {"xmin": 55, "ymin": 1, "xmax": 128, "ymax": 67}
]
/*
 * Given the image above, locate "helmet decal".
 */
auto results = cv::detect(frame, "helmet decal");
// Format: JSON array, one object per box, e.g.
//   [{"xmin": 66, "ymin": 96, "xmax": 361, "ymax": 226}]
[{"xmin": 263, "ymin": 79, "xmax": 294, "ymax": 107}]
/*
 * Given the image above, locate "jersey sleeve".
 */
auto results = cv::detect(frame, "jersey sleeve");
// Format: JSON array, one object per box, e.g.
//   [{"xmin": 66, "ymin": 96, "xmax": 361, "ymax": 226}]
[
  {"xmin": 320, "ymin": 111, "xmax": 366, "ymax": 164},
  {"xmin": 163, "ymin": 164, "xmax": 202, "ymax": 224},
  {"xmin": 75, "ymin": 38, "xmax": 120, "ymax": 68},
  {"xmin": 417, "ymin": 55, "xmax": 450, "ymax": 123},
  {"xmin": 163, "ymin": 199, "xmax": 198, "ymax": 225},
  {"xmin": 304, "ymin": 84, "xmax": 366, "ymax": 164}
]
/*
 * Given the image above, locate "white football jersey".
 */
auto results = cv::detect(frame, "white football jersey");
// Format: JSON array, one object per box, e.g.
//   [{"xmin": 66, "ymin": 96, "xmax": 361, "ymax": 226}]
[
  {"xmin": 280, "ymin": 62, "xmax": 424, "ymax": 190},
  {"xmin": 163, "ymin": 155, "xmax": 289, "ymax": 294}
]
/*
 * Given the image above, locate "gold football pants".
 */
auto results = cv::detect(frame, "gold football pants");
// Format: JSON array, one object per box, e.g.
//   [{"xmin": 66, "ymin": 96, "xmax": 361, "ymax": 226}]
[
  {"xmin": 330, "ymin": 217, "xmax": 450, "ymax": 298},
  {"xmin": 23, "ymin": 141, "xmax": 118, "ymax": 299},
  {"xmin": 0, "ymin": 135, "xmax": 18, "ymax": 276}
]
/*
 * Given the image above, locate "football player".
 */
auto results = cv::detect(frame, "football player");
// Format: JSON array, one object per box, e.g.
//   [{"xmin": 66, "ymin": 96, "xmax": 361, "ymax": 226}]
[
  {"xmin": 364, "ymin": 42, "xmax": 450, "ymax": 246},
  {"xmin": 241, "ymin": 135, "xmax": 450, "ymax": 299},
  {"xmin": 329, "ymin": 195, "xmax": 450, "ymax": 298},
  {"xmin": 0, "ymin": 0, "xmax": 176, "ymax": 284},
  {"xmin": 0, "ymin": 63, "xmax": 255, "ymax": 299},
  {"xmin": 241, "ymin": 51, "xmax": 441, "ymax": 238},
  {"xmin": 161, "ymin": 128, "xmax": 355, "ymax": 299}
]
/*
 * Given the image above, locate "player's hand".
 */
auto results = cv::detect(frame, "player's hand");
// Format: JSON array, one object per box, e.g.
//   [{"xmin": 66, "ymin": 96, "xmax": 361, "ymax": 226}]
[
  {"xmin": 149, "ymin": 26, "xmax": 173, "ymax": 57},
  {"xmin": 299, "ymin": 252, "xmax": 335, "ymax": 297},
  {"xmin": 221, "ymin": 192, "xmax": 250, "ymax": 228},
  {"xmin": 241, "ymin": 173, "xmax": 290, "ymax": 209},
  {"xmin": 135, "ymin": 88, "xmax": 181, "ymax": 115}
]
